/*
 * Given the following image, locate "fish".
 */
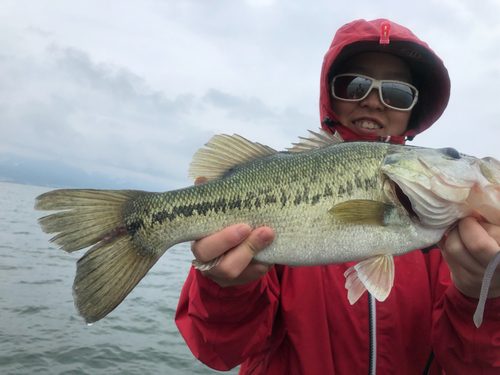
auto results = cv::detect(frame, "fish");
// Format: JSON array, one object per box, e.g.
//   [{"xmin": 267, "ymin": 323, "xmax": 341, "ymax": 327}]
[{"xmin": 35, "ymin": 129, "xmax": 500, "ymax": 327}]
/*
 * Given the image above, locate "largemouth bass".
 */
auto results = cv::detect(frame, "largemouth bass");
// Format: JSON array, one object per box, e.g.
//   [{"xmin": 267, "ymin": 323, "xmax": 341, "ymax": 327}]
[{"xmin": 35, "ymin": 130, "xmax": 500, "ymax": 327}]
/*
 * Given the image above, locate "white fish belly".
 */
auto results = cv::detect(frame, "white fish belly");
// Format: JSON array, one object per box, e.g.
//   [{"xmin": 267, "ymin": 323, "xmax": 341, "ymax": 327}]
[{"xmin": 252, "ymin": 218, "xmax": 445, "ymax": 267}]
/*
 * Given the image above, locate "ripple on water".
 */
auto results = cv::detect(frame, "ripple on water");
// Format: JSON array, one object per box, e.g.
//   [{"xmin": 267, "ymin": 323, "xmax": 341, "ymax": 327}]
[
  {"xmin": 18, "ymin": 279, "xmax": 63, "ymax": 285},
  {"xmin": 11, "ymin": 306, "xmax": 51, "ymax": 316}
]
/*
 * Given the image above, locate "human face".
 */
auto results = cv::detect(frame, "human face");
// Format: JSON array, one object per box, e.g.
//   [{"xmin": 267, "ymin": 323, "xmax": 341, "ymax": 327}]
[{"xmin": 330, "ymin": 52, "xmax": 413, "ymax": 137}]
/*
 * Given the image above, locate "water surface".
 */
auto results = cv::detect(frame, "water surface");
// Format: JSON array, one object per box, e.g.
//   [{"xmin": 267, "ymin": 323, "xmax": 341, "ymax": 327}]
[{"xmin": 0, "ymin": 182, "xmax": 239, "ymax": 374}]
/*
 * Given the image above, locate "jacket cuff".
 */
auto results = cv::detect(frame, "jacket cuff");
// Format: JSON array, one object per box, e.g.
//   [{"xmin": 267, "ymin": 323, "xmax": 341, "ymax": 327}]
[{"xmin": 190, "ymin": 267, "xmax": 278, "ymax": 323}]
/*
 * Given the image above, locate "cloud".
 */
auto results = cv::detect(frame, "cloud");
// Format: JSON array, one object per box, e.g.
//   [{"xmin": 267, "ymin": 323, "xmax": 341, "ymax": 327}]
[
  {"xmin": 0, "ymin": 41, "xmax": 206, "ymax": 188},
  {"xmin": 0, "ymin": 30, "xmax": 316, "ymax": 190},
  {"xmin": 3, "ymin": 0, "xmax": 500, "ymax": 190},
  {"xmin": 203, "ymin": 89, "xmax": 278, "ymax": 121}
]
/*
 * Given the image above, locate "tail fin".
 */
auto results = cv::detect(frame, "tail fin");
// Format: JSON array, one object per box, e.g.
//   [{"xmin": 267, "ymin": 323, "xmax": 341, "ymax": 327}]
[
  {"xmin": 74, "ymin": 233, "xmax": 162, "ymax": 324},
  {"xmin": 35, "ymin": 189, "xmax": 163, "ymax": 324}
]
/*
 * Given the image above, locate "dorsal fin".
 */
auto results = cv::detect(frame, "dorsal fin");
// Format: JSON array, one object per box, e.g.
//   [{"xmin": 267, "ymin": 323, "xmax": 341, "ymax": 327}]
[
  {"xmin": 188, "ymin": 134, "xmax": 278, "ymax": 181},
  {"xmin": 285, "ymin": 129, "xmax": 344, "ymax": 153}
]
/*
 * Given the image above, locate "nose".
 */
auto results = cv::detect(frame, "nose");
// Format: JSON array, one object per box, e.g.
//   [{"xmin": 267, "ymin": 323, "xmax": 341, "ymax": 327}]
[{"xmin": 359, "ymin": 88, "xmax": 385, "ymax": 110}]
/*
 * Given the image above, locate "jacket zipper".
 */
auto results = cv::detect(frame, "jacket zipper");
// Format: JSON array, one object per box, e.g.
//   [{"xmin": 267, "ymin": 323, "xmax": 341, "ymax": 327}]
[
  {"xmin": 367, "ymin": 292, "xmax": 435, "ymax": 375},
  {"xmin": 368, "ymin": 292, "xmax": 377, "ymax": 375}
]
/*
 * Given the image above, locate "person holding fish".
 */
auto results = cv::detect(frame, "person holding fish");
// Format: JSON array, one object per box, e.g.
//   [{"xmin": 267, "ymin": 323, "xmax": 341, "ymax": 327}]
[
  {"xmin": 175, "ymin": 19, "xmax": 500, "ymax": 374},
  {"xmin": 34, "ymin": 17, "xmax": 500, "ymax": 375}
]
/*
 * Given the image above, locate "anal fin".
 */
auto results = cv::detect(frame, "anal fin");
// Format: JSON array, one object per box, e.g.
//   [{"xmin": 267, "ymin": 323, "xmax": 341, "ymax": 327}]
[{"xmin": 344, "ymin": 254, "xmax": 395, "ymax": 304}]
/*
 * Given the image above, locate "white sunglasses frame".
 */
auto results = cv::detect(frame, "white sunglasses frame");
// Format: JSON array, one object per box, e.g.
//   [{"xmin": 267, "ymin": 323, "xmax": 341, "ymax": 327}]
[{"xmin": 331, "ymin": 73, "xmax": 419, "ymax": 111}]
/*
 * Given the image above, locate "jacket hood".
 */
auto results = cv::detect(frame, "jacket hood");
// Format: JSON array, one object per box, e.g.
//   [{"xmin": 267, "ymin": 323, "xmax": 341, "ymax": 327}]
[{"xmin": 320, "ymin": 19, "xmax": 451, "ymax": 143}]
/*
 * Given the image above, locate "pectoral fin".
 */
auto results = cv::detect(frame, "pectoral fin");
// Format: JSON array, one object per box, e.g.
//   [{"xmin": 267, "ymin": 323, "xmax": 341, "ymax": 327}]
[
  {"xmin": 344, "ymin": 254, "xmax": 395, "ymax": 304},
  {"xmin": 329, "ymin": 200, "xmax": 395, "ymax": 226}
]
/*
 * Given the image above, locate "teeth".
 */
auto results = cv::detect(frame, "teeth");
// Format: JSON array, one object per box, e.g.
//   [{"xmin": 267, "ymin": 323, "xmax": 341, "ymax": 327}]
[{"xmin": 356, "ymin": 121, "xmax": 381, "ymax": 130}]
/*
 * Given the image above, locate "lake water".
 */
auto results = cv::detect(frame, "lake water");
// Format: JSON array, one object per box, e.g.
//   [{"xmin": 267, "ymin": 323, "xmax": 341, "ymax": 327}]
[{"xmin": 0, "ymin": 182, "xmax": 239, "ymax": 374}]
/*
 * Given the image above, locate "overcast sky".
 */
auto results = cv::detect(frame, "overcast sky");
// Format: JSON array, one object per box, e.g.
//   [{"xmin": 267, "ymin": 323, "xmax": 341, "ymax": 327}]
[{"xmin": 2, "ymin": 0, "xmax": 500, "ymax": 190}]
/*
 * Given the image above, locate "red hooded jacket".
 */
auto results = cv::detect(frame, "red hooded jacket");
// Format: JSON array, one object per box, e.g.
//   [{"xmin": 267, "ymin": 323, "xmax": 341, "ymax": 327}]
[{"xmin": 175, "ymin": 19, "xmax": 500, "ymax": 374}]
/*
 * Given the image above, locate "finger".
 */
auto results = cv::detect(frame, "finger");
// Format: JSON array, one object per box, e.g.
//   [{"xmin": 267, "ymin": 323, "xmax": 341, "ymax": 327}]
[
  {"xmin": 477, "ymin": 221, "xmax": 500, "ymax": 247},
  {"xmin": 204, "ymin": 227, "xmax": 274, "ymax": 281},
  {"xmin": 436, "ymin": 233, "xmax": 447, "ymax": 251},
  {"xmin": 441, "ymin": 226, "xmax": 482, "ymax": 276},
  {"xmin": 192, "ymin": 224, "xmax": 252, "ymax": 262},
  {"xmin": 440, "ymin": 227, "xmax": 487, "ymax": 298},
  {"xmin": 458, "ymin": 217, "xmax": 500, "ymax": 268},
  {"xmin": 204, "ymin": 263, "xmax": 274, "ymax": 288},
  {"xmin": 237, "ymin": 262, "xmax": 275, "ymax": 283}
]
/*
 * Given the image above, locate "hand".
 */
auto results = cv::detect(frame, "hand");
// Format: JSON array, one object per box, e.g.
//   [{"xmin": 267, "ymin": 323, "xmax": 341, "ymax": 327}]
[
  {"xmin": 191, "ymin": 177, "xmax": 275, "ymax": 287},
  {"xmin": 438, "ymin": 217, "xmax": 500, "ymax": 299}
]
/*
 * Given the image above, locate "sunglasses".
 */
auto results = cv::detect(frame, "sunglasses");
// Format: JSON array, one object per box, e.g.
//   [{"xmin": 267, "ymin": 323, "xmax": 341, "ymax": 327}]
[{"xmin": 331, "ymin": 74, "xmax": 419, "ymax": 111}]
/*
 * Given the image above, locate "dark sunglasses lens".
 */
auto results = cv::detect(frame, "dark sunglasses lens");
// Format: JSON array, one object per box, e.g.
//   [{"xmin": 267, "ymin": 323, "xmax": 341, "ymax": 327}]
[
  {"xmin": 333, "ymin": 76, "xmax": 373, "ymax": 100},
  {"xmin": 380, "ymin": 82, "xmax": 416, "ymax": 109}
]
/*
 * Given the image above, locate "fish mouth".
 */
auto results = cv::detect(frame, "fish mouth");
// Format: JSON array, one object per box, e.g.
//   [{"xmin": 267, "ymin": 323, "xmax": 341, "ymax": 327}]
[
  {"xmin": 386, "ymin": 170, "xmax": 472, "ymax": 228},
  {"xmin": 394, "ymin": 182, "xmax": 419, "ymax": 222}
]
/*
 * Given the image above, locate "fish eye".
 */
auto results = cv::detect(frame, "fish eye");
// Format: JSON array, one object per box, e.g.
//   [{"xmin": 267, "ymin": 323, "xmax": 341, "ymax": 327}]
[{"xmin": 442, "ymin": 147, "xmax": 461, "ymax": 159}]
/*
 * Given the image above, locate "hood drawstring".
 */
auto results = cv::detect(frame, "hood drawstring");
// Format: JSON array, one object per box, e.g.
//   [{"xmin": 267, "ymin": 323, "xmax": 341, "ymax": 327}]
[{"xmin": 322, "ymin": 116, "xmax": 342, "ymax": 134}]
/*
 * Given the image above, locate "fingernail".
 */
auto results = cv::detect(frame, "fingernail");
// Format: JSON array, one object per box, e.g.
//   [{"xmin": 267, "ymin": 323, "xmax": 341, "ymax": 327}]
[
  {"xmin": 236, "ymin": 224, "xmax": 251, "ymax": 240},
  {"xmin": 258, "ymin": 230, "xmax": 274, "ymax": 245}
]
